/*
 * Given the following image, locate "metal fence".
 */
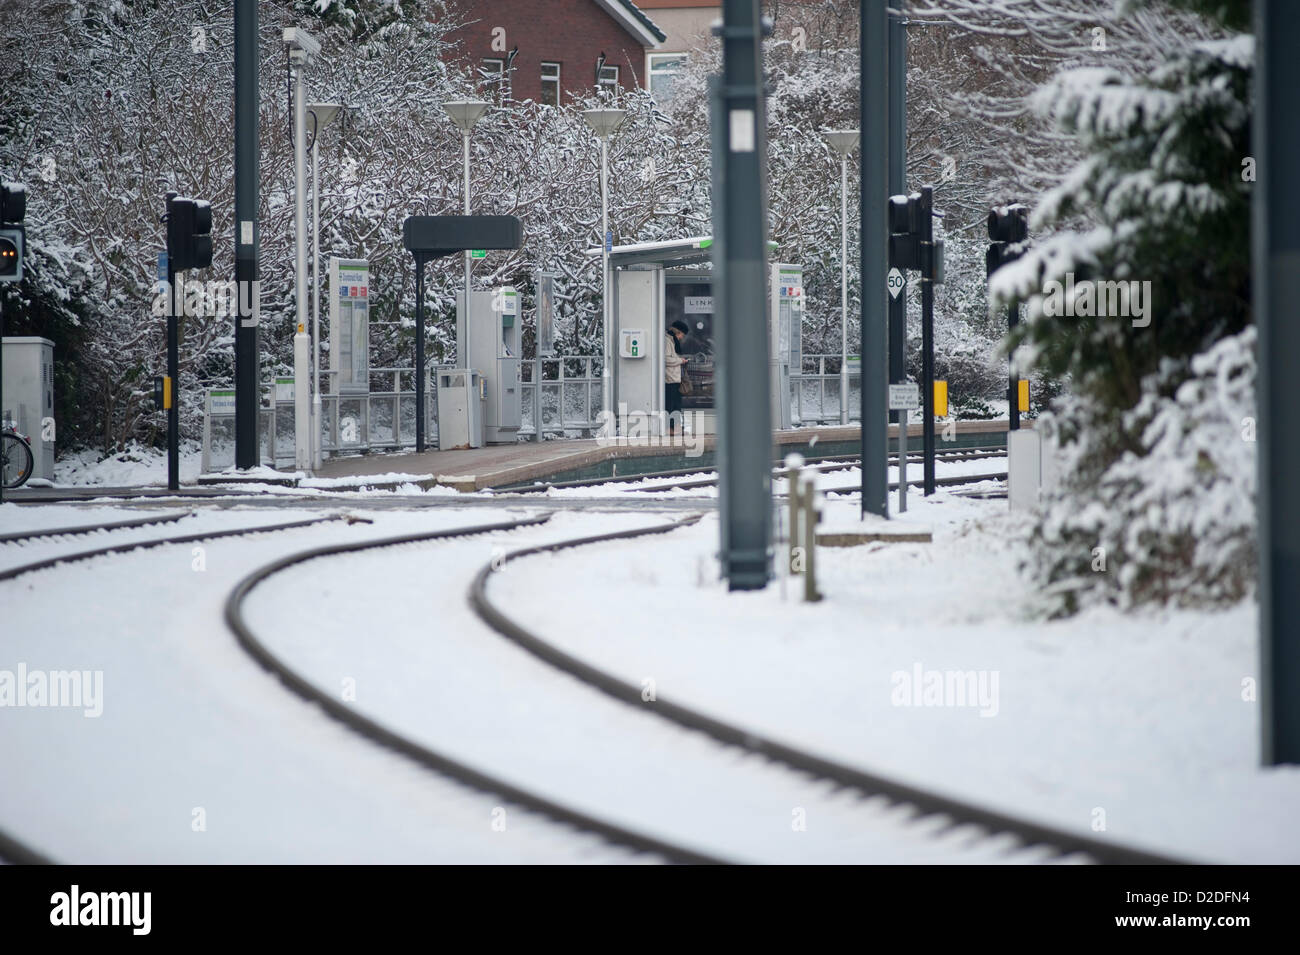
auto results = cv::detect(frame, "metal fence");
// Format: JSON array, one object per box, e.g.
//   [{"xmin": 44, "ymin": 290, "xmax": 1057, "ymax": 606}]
[
  {"xmin": 794, "ymin": 354, "xmax": 861, "ymax": 425},
  {"xmin": 519, "ymin": 355, "xmax": 604, "ymax": 439},
  {"xmin": 202, "ymin": 352, "xmax": 856, "ymax": 471}
]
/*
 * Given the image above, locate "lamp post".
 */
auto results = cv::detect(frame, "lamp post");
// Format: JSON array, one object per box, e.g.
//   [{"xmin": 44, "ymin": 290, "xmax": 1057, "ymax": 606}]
[
  {"xmin": 442, "ymin": 101, "xmax": 490, "ymax": 409},
  {"xmin": 283, "ymin": 27, "xmax": 319, "ymax": 473},
  {"xmin": 307, "ymin": 102, "xmax": 342, "ymax": 470},
  {"xmin": 824, "ymin": 130, "xmax": 859, "ymax": 426},
  {"xmin": 581, "ymin": 107, "xmax": 626, "ymax": 423}
]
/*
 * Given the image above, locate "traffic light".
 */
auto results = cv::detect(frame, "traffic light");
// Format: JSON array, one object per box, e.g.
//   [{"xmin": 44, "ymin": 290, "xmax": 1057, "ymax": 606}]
[
  {"xmin": 166, "ymin": 196, "xmax": 213, "ymax": 271},
  {"xmin": 0, "ymin": 182, "xmax": 26, "ymax": 283},
  {"xmin": 1, "ymin": 182, "xmax": 25, "ymax": 224},
  {"xmin": 986, "ymin": 203, "xmax": 1028, "ymax": 277},
  {"xmin": 888, "ymin": 193, "xmax": 923, "ymax": 271},
  {"xmin": 0, "ymin": 230, "xmax": 20, "ymax": 283}
]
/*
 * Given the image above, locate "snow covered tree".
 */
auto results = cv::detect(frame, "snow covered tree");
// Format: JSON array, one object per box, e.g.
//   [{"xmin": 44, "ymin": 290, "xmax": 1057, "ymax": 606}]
[{"xmin": 988, "ymin": 0, "xmax": 1254, "ymax": 613}]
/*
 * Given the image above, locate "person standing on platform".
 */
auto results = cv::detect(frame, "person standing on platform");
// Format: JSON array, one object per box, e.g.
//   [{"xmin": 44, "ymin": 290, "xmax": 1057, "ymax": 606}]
[{"xmin": 666, "ymin": 320, "xmax": 690, "ymax": 435}]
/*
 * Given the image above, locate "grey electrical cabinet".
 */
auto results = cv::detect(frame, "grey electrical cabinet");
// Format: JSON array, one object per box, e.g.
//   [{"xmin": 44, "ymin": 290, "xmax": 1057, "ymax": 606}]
[{"xmin": 1, "ymin": 336, "xmax": 55, "ymax": 480}]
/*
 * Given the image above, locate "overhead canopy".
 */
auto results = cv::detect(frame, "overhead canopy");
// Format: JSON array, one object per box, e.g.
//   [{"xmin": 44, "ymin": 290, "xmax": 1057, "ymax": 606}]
[{"xmin": 585, "ymin": 235, "xmax": 778, "ymax": 269}]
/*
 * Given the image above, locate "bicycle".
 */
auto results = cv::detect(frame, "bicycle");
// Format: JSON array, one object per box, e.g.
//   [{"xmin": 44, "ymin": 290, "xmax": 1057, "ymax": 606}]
[{"xmin": 2, "ymin": 424, "xmax": 34, "ymax": 489}]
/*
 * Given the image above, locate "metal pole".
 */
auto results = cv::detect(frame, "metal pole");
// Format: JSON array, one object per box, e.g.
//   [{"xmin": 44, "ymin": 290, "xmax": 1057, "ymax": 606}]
[
  {"xmin": 1257, "ymin": 0, "xmax": 1300, "ymax": 765},
  {"xmin": 167, "ymin": 257, "xmax": 179, "ymax": 491},
  {"xmin": 415, "ymin": 254, "xmax": 426, "ymax": 452},
  {"xmin": 859, "ymin": 0, "xmax": 889, "ymax": 518},
  {"xmin": 234, "ymin": 0, "xmax": 259, "ymax": 470},
  {"xmin": 292, "ymin": 56, "xmax": 311, "ymax": 472},
  {"xmin": 1, "ymin": 296, "xmax": 5, "ymax": 503},
  {"xmin": 840, "ymin": 153, "xmax": 849, "ymax": 425},
  {"xmin": 920, "ymin": 185, "xmax": 935, "ymax": 495},
  {"xmin": 712, "ymin": 0, "xmax": 772, "ymax": 590},
  {"xmin": 1008, "ymin": 302, "xmax": 1020, "ymax": 431},
  {"xmin": 463, "ymin": 130, "xmax": 472, "ymax": 375},
  {"xmin": 600, "ymin": 134, "xmax": 612, "ymax": 424},
  {"xmin": 311, "ymin": 133, "xmax": 322, "ymax": 468},
  {"xmin": 889, "ymin": 4, "xmax": 907, "ymax": 512}
]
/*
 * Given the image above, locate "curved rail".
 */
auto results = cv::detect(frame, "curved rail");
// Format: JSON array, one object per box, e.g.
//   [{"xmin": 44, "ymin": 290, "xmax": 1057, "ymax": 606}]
[
  {"xmin": 469, "ymin": 517, "xmax": 1187, "ymax": 866},
  {"xmin": 224, "ymin": 514, "xmax": 728, "ymax": 866},
  {"xmin": 0, "ymin": 511, "xmax": 191, "ymax": 545},
  {"xmin": 0, "ymin": 515, "xmax": 349, "ymax": 583}
]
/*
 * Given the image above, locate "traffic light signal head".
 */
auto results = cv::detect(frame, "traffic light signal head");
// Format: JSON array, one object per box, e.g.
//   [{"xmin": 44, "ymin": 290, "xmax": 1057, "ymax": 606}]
[
  {"xmin": 987, "ymin": 203, "xmax": 1029, "ymax": 277},
  {"xmin": 0, "ymin": 229, "xmax": 22, "ymax": 283},
  {"xmin": 0, "ymin": 182, "xmax": 25, "ymax": 225},
  {"xmin": 166, "ymin": 196, "xmax": 213, "ymax": 272},
  {"xmin": 889, "ymin": 192, "xmax": 925, "ymax": 271},
  {"xmin": 987, "ymin": 204, "xmax": 1028, "ymax": 244}
]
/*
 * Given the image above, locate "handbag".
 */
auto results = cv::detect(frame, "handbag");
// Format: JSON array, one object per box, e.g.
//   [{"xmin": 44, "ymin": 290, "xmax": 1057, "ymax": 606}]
[{"xmin": 678, "ymin": 368, "xmax": 693, "ymax": 396}]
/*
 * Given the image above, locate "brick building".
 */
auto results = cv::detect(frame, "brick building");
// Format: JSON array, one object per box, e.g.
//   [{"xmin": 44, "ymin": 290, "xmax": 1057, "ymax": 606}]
[{"xmin": 442, "ymin": 0, "xmax": 667, "ymax": 105}]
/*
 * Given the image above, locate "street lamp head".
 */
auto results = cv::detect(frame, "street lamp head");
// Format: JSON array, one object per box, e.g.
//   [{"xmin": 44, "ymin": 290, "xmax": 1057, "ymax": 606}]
[
  {"xmin": 581, "ymin": 107, "xmax": 627, "ymax": 139},
  {"xmin": 307, "ymin": 102, "xmax": 344, "ymax": 133},
  {"xmin": 823, "ymin": 129, "xmax": 860, "ymax": 158},
  {"xmin": 443, "ymin": 100, "xmax": 490, "ymax": 134}
]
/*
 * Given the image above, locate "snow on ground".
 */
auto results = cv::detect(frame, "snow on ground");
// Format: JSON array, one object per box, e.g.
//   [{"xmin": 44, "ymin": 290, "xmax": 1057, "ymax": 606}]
[
  {"xmin": 54, "ymin": 442, "xmax": 204, "ymax": 486},
  {"xmin": 0, "ymin": 503, "xmax": 644, "ymax": 863},
  {"xmin": 494, "ymin": 491, "xmax": 1298, "ymax": 863},
  {"xmin": 243, "ymin": 508, "xmax": 1065, "ymax": 863}
]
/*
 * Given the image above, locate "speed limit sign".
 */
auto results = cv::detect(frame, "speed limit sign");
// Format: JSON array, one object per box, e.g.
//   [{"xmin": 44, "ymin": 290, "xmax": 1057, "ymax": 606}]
[{"xmin": 887, "ymin": 267, "xmax": 906, "ymax": 299}]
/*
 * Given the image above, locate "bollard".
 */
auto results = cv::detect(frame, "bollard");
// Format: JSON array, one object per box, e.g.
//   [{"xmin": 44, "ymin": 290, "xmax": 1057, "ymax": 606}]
[
  {"xmin": 803, "ymin": 474, "xmax": 823, "ymax": 603},
  {"xmin": 784, "ymin": 453, "xmax": 805, "ymax": 580}
]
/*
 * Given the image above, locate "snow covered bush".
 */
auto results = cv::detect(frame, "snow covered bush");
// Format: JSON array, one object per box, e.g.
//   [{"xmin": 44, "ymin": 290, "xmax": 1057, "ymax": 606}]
[
  {"xmin": 1033, "ymin": 327, "xmax": 1256, "ymax": 615},
  {"xmin": 987, "ymin": 0, "xmax": 1255, "ymax": 613}
]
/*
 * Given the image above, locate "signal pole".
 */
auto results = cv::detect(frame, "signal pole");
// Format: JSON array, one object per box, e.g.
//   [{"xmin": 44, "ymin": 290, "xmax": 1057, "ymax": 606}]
[
  {"xmin": 919, "ymin": 185, "xmax": 935, "ymax": 495},
  {"xmin": 234, "ymin": 0, "xmax": 260, "ymax": 471},
  {"xmin": 164, "ymin": 193, "xmax": 180, "ymax": 491},
  {"xmin": 859, "ymin": 0, "xmax": 890, "ymax": 518},
  {"xmin": 712, "ymin": 0, "xmax": 772, "ymax": 590},
  {"xmin": 889, "ymin": 4, "xmax": 908, "ymax": 503},
  {"xmin": 1256, "ymin": 0, "xmax": 1300, "ymax": 765}
]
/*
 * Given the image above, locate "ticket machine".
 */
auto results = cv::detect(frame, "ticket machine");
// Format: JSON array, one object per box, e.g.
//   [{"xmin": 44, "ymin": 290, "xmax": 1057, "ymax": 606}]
[
  {"xmin": 328, "ymin": 257, "xmax": 370, "ymax": 395},
  {"xmin": 769, "ymin": 263, "xmax": 803, "ymax": 430},
  {"xmin": 457, "ymin": 286, "xmax": 521, "ymax": 444}
]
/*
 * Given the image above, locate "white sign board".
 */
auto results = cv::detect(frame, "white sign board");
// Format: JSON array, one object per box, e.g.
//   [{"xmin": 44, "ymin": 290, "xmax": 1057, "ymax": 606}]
[
  {"xmin": 209, "ymin": 390, "xmax": 236, "ymax": 416},
  {"xmin": 684, "ymin": 296, "xmax": 714, "ymax": 314},
  {"xmin": 887, "ymin": 267, "xmax": 906, "ymax": 299},
  {"xmin": 888, "ymin": 382, "xmax": 920, "ymax": 410}
]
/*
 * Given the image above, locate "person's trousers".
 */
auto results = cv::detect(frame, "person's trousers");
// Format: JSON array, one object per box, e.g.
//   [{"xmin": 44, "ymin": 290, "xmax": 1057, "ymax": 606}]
[{"xmin": 665, "ymin": 382, "xmax": 682, "ymax": 431}]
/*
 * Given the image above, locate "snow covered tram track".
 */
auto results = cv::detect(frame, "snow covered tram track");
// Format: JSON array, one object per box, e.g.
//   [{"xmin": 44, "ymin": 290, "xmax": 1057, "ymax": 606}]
[
  {"xmin": 0, "ymin": 510, "xmax": 191, "ymax": 545},
  {"xmin": 469, "ymin": 519, "xmax": 1187, "ymax": 866},
  {"xmin": 0, "ymin": 824, "xmax": 52, "ymax": 864},
  {"xmin": 224, "ymin": 514, "xmax": 727, "ymax": 866},
  {"xmin": 0, "ymin": 515, "xmax": 350, "ymax": 583}
]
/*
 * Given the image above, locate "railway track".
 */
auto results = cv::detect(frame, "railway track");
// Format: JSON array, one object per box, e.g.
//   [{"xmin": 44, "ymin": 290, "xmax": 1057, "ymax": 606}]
[
  {"xmin": 0, "ymin": 510, "xmax": 191, "ymax": 545},
  {"xmin": 0, "ymin": 510, "xmax": 374, "ymax": 864},
  {"xmin": 0, "ymin": 514, "xmax": 351, "ymax": 583},
  {"xmin": 468, "ymin": 517, "xmax": 1187, "ymax": 866},
  {"xmin": 493, "ymin": 445, "xmax": 1007, "ymax": 495},
  {"xmin": 223, "ymin": 513, "xmax": 727, "ymax": 865}
]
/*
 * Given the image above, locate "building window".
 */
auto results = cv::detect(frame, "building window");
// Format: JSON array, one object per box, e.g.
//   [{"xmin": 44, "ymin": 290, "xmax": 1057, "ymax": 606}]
[
  {"xmin": 481, "ymin": 57, "xmax": 505, "ymax": 103},
  {"xmin": 541, "ymin": 62, "xmax": 561, "ymax": 106},
  {"xmin": 648, "ymin": 53, "xmax": 686, "ymax": 102},
  {"xmin": 597, "ymin": 63, "xmax": 619, "ymax": 101}
]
